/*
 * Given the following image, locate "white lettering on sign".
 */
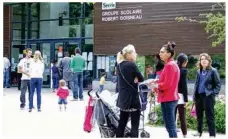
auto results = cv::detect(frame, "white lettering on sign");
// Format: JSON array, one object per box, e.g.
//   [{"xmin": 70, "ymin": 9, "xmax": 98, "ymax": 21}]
[
  {"xmin": 101, "ymin": 9, "xmax": 143, "ymax": 22},
  {"xmin": 102, "ymin": 2, "xmax": 116, "ymax": 10}
]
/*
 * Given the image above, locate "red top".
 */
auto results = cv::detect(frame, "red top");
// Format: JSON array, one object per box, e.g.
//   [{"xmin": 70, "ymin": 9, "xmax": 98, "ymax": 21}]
[
  {"xmin": 56, "ymin": 87, "xmax": 69, "ymax": 99},
  {"xmin": 156, "ymin": 58, "xmax": 180, "ymax": 103}
]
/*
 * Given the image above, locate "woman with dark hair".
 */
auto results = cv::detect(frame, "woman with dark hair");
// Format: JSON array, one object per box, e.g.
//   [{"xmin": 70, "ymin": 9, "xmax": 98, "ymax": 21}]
[
  {"xmin": 175, "ymin": 53, "xmax": 188, "ymax": 138},
  {"xmin": 154, "ymin": 54, "xmax": 164, "ymax": 79},
  {"xmin": 149, "ymin": 41, "xmax": 180, "ymax": 138},
  {"xmin": 193, "ymin": 53, "xmax": 221, "ymax": 137}
]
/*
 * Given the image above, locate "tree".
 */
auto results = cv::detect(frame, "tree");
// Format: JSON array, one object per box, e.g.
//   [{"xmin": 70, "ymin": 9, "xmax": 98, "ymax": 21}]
[{"xmin": 175, "ymin": 3, "xmax": 225, "ymax": 47}]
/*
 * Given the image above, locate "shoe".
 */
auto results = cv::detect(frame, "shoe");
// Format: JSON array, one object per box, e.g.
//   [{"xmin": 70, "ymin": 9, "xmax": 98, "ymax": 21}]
[
  {"xmin": 20, "ymin": 104, "xmax": 25, "ymax": 110},
  {"xmin": 176, "ymin": 128, "xmax": 180, "ymax": 132},
  {"xmin": 38, "ymin": 109, "xmax": 41, "ymax": 112},
  {"xmin": 193, "ymin": 132, "xmax": 202, "ymax": 137},
  {"xmin": 71, "ymin": 98, "xmax": 78, "ymax": 101},
  {"xmin": 80, "ymin": 98, "xmax": 84, "ymax": 101},
  {"xmin": 28, "ymin": 109, "xmax": 32, "ymax": 112}
]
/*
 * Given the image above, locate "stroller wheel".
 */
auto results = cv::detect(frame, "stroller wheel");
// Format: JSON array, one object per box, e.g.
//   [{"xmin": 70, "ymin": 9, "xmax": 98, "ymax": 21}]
[
  {"xmin": 124, "ymin": 132, "xmax": 131, "ymax": 138},
  {"xmin": 140, "ymin": 131, "xmax": 150, "ymax": 138}
]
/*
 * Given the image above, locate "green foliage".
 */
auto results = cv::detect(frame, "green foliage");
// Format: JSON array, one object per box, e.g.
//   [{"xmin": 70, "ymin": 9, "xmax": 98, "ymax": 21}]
[
  {"xmin": 149, "ymin": 101, "xmax": 226, "ymax": 133},
  {"xmin": 175, "ymin": 3, "xmax": 225, "ymax": 47},
  {"xmin": 136, "ymin": 56, "xmax": 146, "ymax": 77},
  {"xmin": 211, "ymin": 54, "xmax": 225, "ymax": 78},
  {"xmin": 187, "ymin": 67, "xmax": 198, "ymax": 80}
]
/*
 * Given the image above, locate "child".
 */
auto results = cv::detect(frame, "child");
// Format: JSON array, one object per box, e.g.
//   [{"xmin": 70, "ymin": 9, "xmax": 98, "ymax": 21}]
[
  {"xmin": 99, "ymin": 72, "xmax": 106, "ymax": 93},
  {"xmin": 56, "ymin": 79, "xmax": 69, "ymax": 111},
  {"xmin": 52, "ymin": 59, "xmax": 59, "ymax": 92}
]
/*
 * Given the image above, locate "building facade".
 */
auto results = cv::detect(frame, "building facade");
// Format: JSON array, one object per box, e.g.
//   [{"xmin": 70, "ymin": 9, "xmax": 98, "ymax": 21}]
[{"xmin": 3, "ymin": 2, "xmax": 225, "ymax": 88}]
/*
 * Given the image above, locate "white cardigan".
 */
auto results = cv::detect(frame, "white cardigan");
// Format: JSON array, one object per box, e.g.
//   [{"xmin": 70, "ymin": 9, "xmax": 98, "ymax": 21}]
[{"xmin": 30, "ymin": 59, "xmax": 44, "ymax": 78}]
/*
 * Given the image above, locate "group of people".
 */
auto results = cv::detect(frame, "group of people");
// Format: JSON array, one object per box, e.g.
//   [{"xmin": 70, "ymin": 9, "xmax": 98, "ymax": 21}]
[
  {"xmin": 17, "ymin": 47, "xmax": 86, "ymax": 112},
  {"xmin": 115, "ymin": 42, "xmax": 221, "ymax": 138}
]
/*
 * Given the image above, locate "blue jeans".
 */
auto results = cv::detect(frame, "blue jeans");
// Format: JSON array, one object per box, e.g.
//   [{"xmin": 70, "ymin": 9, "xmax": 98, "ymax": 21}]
[
  {"xmin": 99, "ymin": 85, "xmax": 104, "ymax": 93},
  {"xmin": 58, "ymin": 98, "xmax": 67, "ymax": 104},
  {"xmin": 161, "ymin": 100, "xmax": 178, "ymax": 138},
  {"xmin": 73, "ymin": 72, "xmax": 83, "ymax": 99},
  {"xmin": 3, "ymin": 70, "xmax": 10, "ymax": 88},
  {"xmin": 52, "ymin": 74, "xmax": 59, "ymax": 89},
  {"xmin": 29, "ymin": 78, "xmax": 43, "ymax": 109}
]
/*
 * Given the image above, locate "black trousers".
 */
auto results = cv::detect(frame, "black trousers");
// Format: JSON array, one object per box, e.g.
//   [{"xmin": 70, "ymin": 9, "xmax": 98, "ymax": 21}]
[
  {"xmin": 116, "ymin": 110, "xmax": 140, "ymax": 138},
  {"xmin": 195, "ymin": 93, "xmax": 216, "ymax": 136},
  {"xmin": 175, "ymin": 104, "xmax": 187, "ymax": 135}
]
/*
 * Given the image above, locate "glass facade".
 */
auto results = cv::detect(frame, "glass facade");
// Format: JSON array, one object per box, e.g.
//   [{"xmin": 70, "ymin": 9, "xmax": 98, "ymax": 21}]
[{"xmin": 10, "ymin": 2, "xmax": 94, "ymax": 88}]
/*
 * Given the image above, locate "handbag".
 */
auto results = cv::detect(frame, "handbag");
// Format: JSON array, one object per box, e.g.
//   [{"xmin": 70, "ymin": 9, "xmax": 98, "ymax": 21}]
[
  {"xmin": 190, "ymin": 103, "xmax": 197, "ymax": 118},
  {"xmin": 118, "ymin": 64, "xmax": 146, "ymax": 111}
]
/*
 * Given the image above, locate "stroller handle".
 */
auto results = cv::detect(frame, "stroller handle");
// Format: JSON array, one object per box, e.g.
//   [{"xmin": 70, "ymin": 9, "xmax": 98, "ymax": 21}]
[{"xmin": 87, "ymin": 89, "xmax": 93, "ymax": 96}]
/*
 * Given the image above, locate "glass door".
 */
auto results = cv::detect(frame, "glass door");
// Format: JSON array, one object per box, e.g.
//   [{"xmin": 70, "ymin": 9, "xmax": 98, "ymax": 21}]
[{"xmin": 27, "ymin": 41, "xmax": 52, "ymax": 88}]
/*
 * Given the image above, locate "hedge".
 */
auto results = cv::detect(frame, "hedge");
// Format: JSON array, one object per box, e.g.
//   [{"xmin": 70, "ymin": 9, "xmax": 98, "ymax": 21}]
[{"xmin": 148, "ymin": 101, "xmax": 226, "ymax": 133}]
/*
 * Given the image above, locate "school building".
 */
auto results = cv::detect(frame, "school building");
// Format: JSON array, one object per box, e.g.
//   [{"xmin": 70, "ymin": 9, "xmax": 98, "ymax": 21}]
[{"xmin": 3, "ymin": 2, "xmax": 225, "ymax": 88}]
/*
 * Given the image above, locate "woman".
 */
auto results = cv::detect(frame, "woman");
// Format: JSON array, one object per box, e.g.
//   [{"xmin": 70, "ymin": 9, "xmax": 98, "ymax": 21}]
[
  {"xmin": 149, "ymin": 41, "xmax": 180, "ymax": 138},
  {"xmin": 115, "ymin": 44, "xmax": 144, "ymax": 138},
  {"xmin": 175, "ymin": 53, "xmax": 188, "ymax": 138},
  {"xmin": 29, "ymin": 50, "xmax": 44, "ymax": 112},
  {"xmin": 193, "ymin": 53, "xmax": 221, "ymax": 137}
]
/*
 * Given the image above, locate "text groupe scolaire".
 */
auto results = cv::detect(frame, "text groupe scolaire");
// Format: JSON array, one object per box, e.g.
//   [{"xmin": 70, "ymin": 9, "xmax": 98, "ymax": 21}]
[{"xmin": 102, "ymin": 9, "xmax": 142, "ymax": 22}]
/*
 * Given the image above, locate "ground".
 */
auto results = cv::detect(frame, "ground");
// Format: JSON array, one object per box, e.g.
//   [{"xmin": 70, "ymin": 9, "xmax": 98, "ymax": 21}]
[{"xmin": 2, "ymin": 88, "xmax": 225, "ymax": 138}]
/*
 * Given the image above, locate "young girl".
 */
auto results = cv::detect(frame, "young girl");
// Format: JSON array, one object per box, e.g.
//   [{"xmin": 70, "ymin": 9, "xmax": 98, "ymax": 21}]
[
  {"xmin": 56, "ymin": 79, "xmax": 69, "ymax": 111},
  {"xmin": 175, "ymin": 53, "xmax": 188, "ymax": 138},
  {"xmin": 52, "ymin": 59, "xmax": 59, "ymax": 92}
]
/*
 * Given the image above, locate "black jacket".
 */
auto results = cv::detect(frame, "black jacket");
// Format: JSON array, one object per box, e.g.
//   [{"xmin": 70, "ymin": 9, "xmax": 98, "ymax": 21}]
[
  {"xmin": 178, "ymin": 68, "xmax": 188, "ymax": 102},
  {"xmin": 116, "ymin": 61, "xmax": 144, "ymax": 110},
  {"xmin": 193, "ymin": 67, "xmax": 221, "ymax": 102}
]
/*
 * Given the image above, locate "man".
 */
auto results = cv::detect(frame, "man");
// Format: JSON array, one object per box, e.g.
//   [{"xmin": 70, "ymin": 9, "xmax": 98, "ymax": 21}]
[
  {"xmin": 59, "ymin": 52, "xmax": 74, "ymax": 95},
  {"xmin": 3, "ymin": 55, "xmax": 11, "ymax": 88},
  {"xmin": 17, "ymin": 48, "xmax": 33, "ymax": 109},
  {"xmin": 70, "ymin": 48, "xmax": 86, "ymax": 101}
]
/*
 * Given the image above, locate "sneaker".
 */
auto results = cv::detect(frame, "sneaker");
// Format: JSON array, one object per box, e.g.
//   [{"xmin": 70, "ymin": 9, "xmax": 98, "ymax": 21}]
[
  {"xmin": 80, "ymin": 98, "xmax": 84, "ymax": 101},
  {"xmin": 192, "ymin": 132, "xmax": 202, "ymax": 137},
  {"xmin": 38, "ymin": 109, "xmax": 41, "ymax": 112},
  {"xmin": 28, "ymin": 109, "xmax": 32, "ymax": 112},
  {"xmin": 20, "ymin": 104, "xmax": 25, "ymax": 110},
  {"xmin": 71, "ymin": 98, "xmax": 78, "ymax": 101},
  {"xmin": 176, "ymin": 128, "xmax": 180, "ymax": 132}
]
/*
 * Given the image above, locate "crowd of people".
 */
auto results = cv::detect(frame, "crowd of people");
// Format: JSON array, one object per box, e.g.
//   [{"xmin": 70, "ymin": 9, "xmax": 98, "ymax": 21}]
[
  {"xmin": 15, "ymin": 47, "xmax": 86, "ymax": 112},
  {"xmin": 3, "ymin": 41, "xmax": 221, "ymax": 138},
  {"xmin": 115, "ymin": 42, "xmax": 221, "ymax": 138}
]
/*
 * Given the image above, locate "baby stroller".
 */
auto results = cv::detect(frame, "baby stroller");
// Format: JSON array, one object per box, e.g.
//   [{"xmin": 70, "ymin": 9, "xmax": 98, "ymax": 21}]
[{"xmin": 92, "ymin": 85, "xmax": 151, "ymax": 138}]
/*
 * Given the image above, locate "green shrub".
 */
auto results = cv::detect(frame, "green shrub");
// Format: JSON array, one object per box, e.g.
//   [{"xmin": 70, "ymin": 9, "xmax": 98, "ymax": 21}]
[
  {"xmin": 149, "ymin": 101, "xmax": 226, "ymax": 133},
  {"xmin": 187, "ymin": 67, "xmax": 198, "ymax": 80}
]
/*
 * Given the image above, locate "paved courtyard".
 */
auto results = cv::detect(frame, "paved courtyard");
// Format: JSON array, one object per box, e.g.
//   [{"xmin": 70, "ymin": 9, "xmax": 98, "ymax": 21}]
[{"xmin": 2, "ymin": 88, "xmax": 226, "ymax": 138}]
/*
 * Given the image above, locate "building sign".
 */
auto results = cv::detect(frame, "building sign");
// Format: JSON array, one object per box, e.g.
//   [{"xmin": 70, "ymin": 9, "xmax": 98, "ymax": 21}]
[
  {"xmin": 102, "ymin": 9, "xmax": 142, "ymax": 22},
  {"xmin": 102, "ymin": 2, "xmax": 116, "ymax": 10}
]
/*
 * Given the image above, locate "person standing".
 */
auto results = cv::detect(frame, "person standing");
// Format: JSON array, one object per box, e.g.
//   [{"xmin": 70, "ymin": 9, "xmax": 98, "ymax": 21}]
[
  {"xmin": 175, "ymin": 53, "xmax": 189, "ymax": 138},
  {"xmin": 70, "ymin": 48, "xmax": 86, "ymax": 101},
  {"xmin": 149, "ymin": 41, "xmax": 180, "ymax": 138},
  {"xmin": 99, "ymin": 72, "xmax": 106, "ymax": 93},
  {"xmin": 29, "ymin": 50, "xmax": 44, "ymax": 112},
  {"xmin": 3, "ymin": 55, "xmax": 11, "ymax": 88},
  {"xmin": 17, "ymin": 48, "xmax": 33, "ymax": 109},
  {"xmin": 52, "ymin": 59, "xmax": 59, "ymax": 92},
  {"xmin": 56, "ymin": 79, "xmax": 69, "ymax": 111},
  {"xmin": 193, "ymin": 53, "xmax": 221, "ymax": 137},
  {"xmin": 115, "ymin": 44, "xmax": 144, "ymax": 138},
  {"xmin": 59, "ymin": 52, "xmax": 74, "ymax": 95}
]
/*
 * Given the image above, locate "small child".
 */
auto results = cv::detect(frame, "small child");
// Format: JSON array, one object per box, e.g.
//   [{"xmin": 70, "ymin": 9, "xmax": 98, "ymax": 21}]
[
  {"xmin": 56, "ymin": 79, "xmax": 69, "ymax": 111},
  {"xmin": 99, "ymin": 72, "xmax": 106, "ymax": 93},
  {"xmin": 52, "ymin": 59, "xmax": 59, "ymax": 92}
]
